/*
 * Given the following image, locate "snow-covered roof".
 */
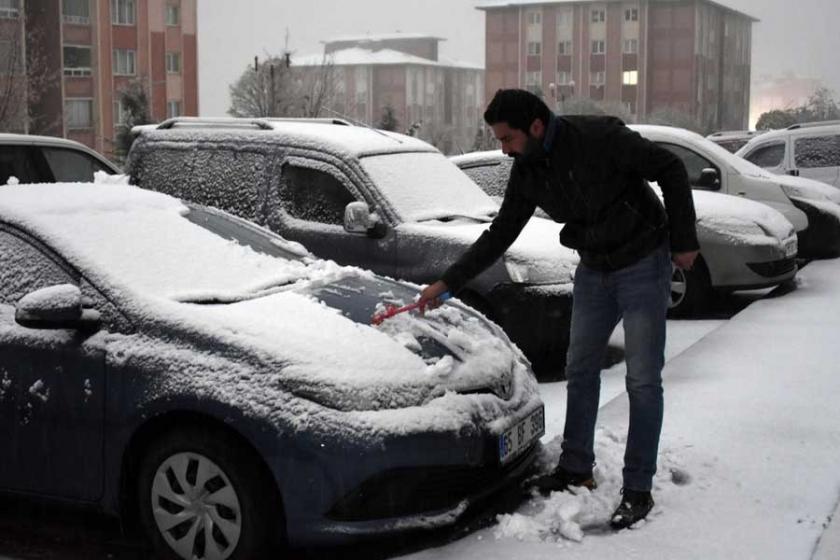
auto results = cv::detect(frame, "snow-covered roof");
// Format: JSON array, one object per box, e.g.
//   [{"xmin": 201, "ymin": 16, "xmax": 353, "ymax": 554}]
[
  {"xmin": 137, "ymin": 120, "xmax": 438, "ymax": 159},
  {"xmin": 475, "ymin": 0, "xmax": 758, "ymax": 21},
  {"xmin": 324, "ymin": 32, "xmax": 446, "ymax": 43},
  {"xmin": 295, "ymin": 47, "xmax": 483, "ymax": 70}
]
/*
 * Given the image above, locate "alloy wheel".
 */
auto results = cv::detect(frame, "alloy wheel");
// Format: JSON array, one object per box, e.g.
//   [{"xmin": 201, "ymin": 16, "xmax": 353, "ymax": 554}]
[{"xmin": 670, "ymin": 265, "xmax": 687, "ymax": 309}]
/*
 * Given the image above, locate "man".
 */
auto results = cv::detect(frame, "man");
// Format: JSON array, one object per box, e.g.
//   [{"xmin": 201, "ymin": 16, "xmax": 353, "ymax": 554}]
[{"xmin": 419, "ymin": 89, "xmax": 699, "ymax": 529}]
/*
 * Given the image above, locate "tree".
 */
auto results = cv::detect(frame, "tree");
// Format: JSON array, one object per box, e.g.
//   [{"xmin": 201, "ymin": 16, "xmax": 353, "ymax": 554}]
[
  {"xmin": 377, "ymin": 104, "xmax": 398, "ymax": 131},
  {"xmin": 471, "ymin": 123, "xmax": 497, "ymax": 152},
  {"xmin": 0, "ymin": 22, "xmax": 58, "ymax": 133},
  {"xmin": 228, "ymin": 53, "xmax": 338, "ymax": 119},
  {"xmin": 756, "ymin": 109, "xmax": 798, "ymax": 131},
  {"xmin": 113, "ymin": 78, "xmax": 153, "ymax": 162},
  {"xmin": 804, "ymin": 87, "xmax": 840, "ymax": 122}
]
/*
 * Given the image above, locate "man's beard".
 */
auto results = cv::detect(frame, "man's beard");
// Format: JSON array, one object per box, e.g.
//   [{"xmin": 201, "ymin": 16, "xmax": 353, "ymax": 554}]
[{"xmin": 512, "ymin": 134, "xmax": 545, "ymax": 165}]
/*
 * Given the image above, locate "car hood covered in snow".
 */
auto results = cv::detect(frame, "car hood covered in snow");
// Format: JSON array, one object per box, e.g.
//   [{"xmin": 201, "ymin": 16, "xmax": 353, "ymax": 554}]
[{"xmin": 0, "ymin": 183, "xmax": 536, "ymax": 417}]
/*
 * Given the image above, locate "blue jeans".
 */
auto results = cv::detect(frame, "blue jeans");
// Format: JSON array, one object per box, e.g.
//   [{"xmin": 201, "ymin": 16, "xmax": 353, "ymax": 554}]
[{"xmin": 557, "ymin": 242, "xmax": 671, "ymax": 492}]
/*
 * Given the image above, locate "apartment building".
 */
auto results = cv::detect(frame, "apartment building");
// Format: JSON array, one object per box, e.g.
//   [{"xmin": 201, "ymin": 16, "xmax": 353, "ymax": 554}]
[
  {"xmin": 0, "ymin": 0, "xmax": 197, "ymax": 158},
  {"xmin": 295, "ymin": 34, "xmax": 485, "ymax": 154},
  {"xmin": 478, "ymin": 0, "xmax": 755, "ymax": 131}
]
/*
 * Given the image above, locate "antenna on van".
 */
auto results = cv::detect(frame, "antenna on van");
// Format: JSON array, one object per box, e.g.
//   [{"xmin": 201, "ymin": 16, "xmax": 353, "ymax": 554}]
[{"xmin": 320, "ymin": 107, "xmax": 403, "ymax": 144}]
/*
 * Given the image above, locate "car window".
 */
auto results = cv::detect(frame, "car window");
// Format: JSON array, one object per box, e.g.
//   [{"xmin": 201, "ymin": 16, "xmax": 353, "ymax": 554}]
[
  {"xmin": 461, "ymin": 161, "xmax": 512, "ymax": 198},
  {"xmin": 657, "ymin": 142, "xmax": 719, "ymax": 189},
  {"xmin": 714, "ymin": 139, "xmax": 749, "ymax": 153},
  {"xmin": 794, "ymin": 135, "xmax": 840, "ymax": 169},
  {"xmin": 41, "ymin": 147, "xmax": 113, "ymax": 182},
  {"xmin": 190, "ymin": 149, "xmax": 269, "ymax": 222},
  {"xmin": 0, "ymin": 229, "xmax": 79, "ymax": 305},
  {"xmin": 744, "ymin": 142, "xmax": 786, "ymax": 168},
  {"xmin": 0, "ymin": 146, "xmax": 42, "ymax": 185},
  {"xmin": 279, "ymin": 164, "xmax": 356, "ymax": 225}
]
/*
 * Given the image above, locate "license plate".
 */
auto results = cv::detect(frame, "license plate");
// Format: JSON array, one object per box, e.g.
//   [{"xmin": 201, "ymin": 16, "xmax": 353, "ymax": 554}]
[
  {"xmin": 498, "ymin": 406, "xmax": 545, "ymax": 464},
  {"xmin": 783, "ymin": 237, "xmax": 797, "ymax": 258}
]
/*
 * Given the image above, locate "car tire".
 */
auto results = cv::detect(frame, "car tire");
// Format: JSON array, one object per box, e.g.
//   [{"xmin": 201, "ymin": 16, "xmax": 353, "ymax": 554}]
[
  {"xmin": 137, "ymin": 425, "xmax": 282, "ymax": 560},
  {"xmin": 668, "ymin": 255, "xmax": 712, "ymax": 318}
]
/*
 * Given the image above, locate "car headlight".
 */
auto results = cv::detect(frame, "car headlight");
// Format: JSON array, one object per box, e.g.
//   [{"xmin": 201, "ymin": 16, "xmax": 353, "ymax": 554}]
[{"xmin": 504, "ymin": 258, "xmax": 531, "ymax": 283}]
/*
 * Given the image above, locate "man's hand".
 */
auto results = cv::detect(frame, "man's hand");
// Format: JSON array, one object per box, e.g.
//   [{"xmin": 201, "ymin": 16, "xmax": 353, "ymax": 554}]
[
  {"xmin": 419, "ymin": 280, "xmax": 450, "ymax": 311},
  {"xmin": 672, "ymin": 250, "xmax": 699, "ymax": 271}
]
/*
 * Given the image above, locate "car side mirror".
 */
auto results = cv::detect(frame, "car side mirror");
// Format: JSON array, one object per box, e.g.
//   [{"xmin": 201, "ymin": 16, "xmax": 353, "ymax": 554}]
[
  {"xmin": 344, "ymin": 201, "xmax": 387, "ymax": 238},
  {"xmin": 15, "ymin": 284, "xmax": 101, "ymax": 331},
  {"xmin": 697, "ymin": 168, "xmax": 720, "ymax": 190}
]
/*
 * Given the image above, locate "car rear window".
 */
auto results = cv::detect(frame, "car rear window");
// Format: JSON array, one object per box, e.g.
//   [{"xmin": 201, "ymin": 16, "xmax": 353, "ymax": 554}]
[{"xmin": 794, "ymin": 135, "xmax": 840, "ymax": 169}]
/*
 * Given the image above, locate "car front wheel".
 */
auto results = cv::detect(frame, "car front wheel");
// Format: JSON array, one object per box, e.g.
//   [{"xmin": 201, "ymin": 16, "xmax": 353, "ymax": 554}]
[
  {"xmin": 137, "ymin": 426, "xmax": 282, "ymax": 560},
  {"xmin": 668, "ymin": 256, "xmax": 712, "ymax": 318}
]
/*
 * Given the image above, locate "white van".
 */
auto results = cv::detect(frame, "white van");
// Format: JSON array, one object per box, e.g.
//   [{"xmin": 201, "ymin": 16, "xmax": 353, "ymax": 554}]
[{"xmin": 736, "ymin": 121, "xmax": 840, "ymax": 189}]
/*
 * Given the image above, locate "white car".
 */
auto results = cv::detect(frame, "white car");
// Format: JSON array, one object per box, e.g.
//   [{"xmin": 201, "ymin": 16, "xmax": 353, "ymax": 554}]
[
  {"xmin": 632, "ymin": 125, "xmax": 840, "ymax": 258},
  {"xmin": 452, "ymin": 150, "xmax": 799, "ymax": 317},
  {"xmin": 736, "ymin": 121, "xmax": 840, "ymax": 189}
]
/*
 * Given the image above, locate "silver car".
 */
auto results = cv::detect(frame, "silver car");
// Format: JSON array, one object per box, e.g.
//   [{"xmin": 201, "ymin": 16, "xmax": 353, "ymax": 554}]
[{"xmin": 452, "ymin": 151, "xmax": 798, "ymax": 317}]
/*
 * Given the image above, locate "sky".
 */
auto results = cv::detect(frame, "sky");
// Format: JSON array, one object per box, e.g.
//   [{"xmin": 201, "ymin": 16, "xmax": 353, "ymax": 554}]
[{"xmin": 197, "ymin": 0, "xmax": 840, "ymax": 118}]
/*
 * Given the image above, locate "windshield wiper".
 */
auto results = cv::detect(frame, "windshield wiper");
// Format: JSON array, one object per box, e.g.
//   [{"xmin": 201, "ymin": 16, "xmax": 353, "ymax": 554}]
[
  {"xmin": 176, "ymin": 278, "xmax": 304, "ymax": 305},
  {"xmin": 421, "ymin": 212, "xmax": 496, "ymax": 223}
]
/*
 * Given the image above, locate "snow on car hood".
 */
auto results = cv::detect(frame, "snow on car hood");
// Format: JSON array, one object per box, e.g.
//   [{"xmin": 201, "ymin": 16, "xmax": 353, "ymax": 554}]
[
  {"xmin": 0, "ymin": 183, "xmax": 534, "ymax": 414},
  {"xmin": 651, "ymin": 184, "xmax": 795, "ymax": 242},
  {"xmin": 400, "ymin": 216, "xmax": 578, "ymax": 284},
  {"xmin": 773, "ymin": 174, "xmax": 840, "ymax": 204}
]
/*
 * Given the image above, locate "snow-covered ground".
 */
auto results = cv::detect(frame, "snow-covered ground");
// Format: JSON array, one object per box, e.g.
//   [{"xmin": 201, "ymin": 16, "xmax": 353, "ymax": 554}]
[{"xmin": 400, "ymin": 259, "xmax": 840, "ymax": 560}]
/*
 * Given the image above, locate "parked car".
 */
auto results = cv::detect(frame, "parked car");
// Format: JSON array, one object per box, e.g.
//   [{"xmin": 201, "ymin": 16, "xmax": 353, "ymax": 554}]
[
  {"xmin": 0, "ymin": 182, "xmax": 545, "ymax": 559},
  {"xmin": 736, "ymin": 120, "xmax": 840, "ymax": 189},
  {"xmin": 706, "ymin": 130, "xmax": 766, "ymax": 153},
  {"xmin": 452, "ymin": 151, "xmax": 799, "ymax": 317},
  {"xmin": 127, "ymin": 118, "xmax": 579, "ymax": 378},
  {"xmin": 631, "ymin": 125, "xmax": 840, "ymax": 258},
  {"xmin": 0, "ymin": 133, "xmax": 119, "ymax": 185}
]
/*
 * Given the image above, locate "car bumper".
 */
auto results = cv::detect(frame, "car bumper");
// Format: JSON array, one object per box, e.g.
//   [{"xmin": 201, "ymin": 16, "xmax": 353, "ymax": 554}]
[
  {"xmin": 485, "ymin": 282, "xmax": 573, "ymax": 378},
  {"xmin": 702, "ymin": 235, "xmax": 798, "ymax": 290},
  {"xmin": 269, "ymin": 394, "xmax": 544, "ymax": 547},
  {"xmin": 790, "ymin": 198, "xmax": 840, "ymax": 258}
]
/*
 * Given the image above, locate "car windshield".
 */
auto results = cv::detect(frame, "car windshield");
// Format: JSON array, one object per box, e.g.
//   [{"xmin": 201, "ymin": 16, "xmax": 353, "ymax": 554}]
[
  {"xmin": 2, "ymin": 185, "xmax": 316, "ymax": 303},
  {"xmin": 360, "ymin": 151, "xmax": 499, "ymax": 223}
]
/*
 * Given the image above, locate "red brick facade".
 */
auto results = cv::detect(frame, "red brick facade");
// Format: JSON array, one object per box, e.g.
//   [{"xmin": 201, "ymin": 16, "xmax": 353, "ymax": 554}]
[
  {"xmin": 3, "ymin": 0, "xmax": 198, "ymax": 159},
  {"xmin": 480, "ymin": 0, "xmax": 754, "ymax": 131}
]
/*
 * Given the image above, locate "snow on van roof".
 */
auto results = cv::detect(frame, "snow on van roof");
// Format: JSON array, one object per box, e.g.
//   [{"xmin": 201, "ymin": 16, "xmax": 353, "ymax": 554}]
[{"xmin": 136, "ymin": 120, "xmax": 438, "ymax": 159}]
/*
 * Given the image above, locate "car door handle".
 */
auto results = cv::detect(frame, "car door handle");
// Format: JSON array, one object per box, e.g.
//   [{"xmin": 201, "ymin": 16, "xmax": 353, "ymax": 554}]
[
  {"xmin": 736, "ymin": 192, "xmax": 747, "ymax": 196},
  {"xmin": 787, "ymin": 169, "xmax": 800, "ymax": 176}
]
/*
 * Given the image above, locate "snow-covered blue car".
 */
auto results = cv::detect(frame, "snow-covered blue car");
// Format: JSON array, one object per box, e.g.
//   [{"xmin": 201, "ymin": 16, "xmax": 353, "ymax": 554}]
[{"xmin": 0, "ymin": 183, "xmax": 544, "ymax": 559}]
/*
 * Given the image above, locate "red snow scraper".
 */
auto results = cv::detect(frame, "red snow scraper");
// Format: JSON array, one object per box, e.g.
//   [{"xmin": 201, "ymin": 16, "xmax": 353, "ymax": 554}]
[{"xmin": 371, "ymin": 292, "xmax": 452, "ymax": 325}]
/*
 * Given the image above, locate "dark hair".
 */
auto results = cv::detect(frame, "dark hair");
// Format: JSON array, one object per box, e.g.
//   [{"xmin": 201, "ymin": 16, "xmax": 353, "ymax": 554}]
[{"xmin": 483, "ymin": 89, "xmax": 552, "ymax": 132}]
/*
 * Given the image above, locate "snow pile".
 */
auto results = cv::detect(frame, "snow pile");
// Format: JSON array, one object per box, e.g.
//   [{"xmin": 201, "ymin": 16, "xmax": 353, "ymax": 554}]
[{"xmin": 94, "ymin": 171, "xmax": 130, "ymax": 185}]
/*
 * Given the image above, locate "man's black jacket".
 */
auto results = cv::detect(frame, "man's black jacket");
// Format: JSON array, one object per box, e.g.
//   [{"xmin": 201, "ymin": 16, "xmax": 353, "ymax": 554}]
[{"xmin": 442, "ymin": 115, "xmax": 699, "ymax": 293}]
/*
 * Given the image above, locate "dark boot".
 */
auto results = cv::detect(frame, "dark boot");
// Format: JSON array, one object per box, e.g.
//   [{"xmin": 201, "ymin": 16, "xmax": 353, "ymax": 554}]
[
  {"xmin": 610, "ymin": 488, "xmax": 654, "ymax": 529},
  {"xmin": 530, "ymin": 465, "xmax": 597, "ymax": 495}
]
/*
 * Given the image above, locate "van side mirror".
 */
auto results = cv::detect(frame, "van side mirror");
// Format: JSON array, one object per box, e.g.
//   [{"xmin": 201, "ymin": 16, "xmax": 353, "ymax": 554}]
[
  {"xmin": 344, "ymin": 201, "xmax": 387, "ymax": 238},
  {"xmin": 697, "ymin": 168, "xmax": 720, "ymax": 190},
  {"xmin": 15, "ymin": 285, "xmax": 101, "ymax": 331}
]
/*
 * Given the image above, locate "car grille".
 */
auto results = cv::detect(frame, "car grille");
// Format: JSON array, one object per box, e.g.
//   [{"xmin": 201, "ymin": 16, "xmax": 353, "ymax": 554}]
[
  {"xmin": 326, "ymin": 444, "xmax": 538, "ymax": 522},
  {"xmin": 747, "ymin": 258, "xmax": 796, "ymax": 278}
]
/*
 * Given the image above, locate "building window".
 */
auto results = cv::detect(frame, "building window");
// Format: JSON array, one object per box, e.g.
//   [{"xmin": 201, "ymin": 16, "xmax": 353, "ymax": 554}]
[
  {"xmin": 167, "ymin": 100, "xmax": 182, "ymax": 119},
  {"xmin": 63, "ymin": 46, "xmax": 93, "ymax": 77},
  {"xmin": 113, "ymin": 99, "xmax": 129, "ymax": 127},
  {"xmin": 622, "ymin": 70, "xmax": 639, "ymax": 85},
  {"xmin": 527, "ymin": 42, "xmax": 542, "ymax": 56},
  {"xmin": 527, "ymin": 10, "xmax": 542, "ymax": 25},
  {"xmin": 556, "ymin": 71, "xmax": 571, "ymax": 85},
  {"xmin": 625, "ymin": 8, "xmax": 639, "ymax": 22},
  {"xmin": 623, "ymin": 39, "xmax": 639, "ymax": 54},
  {"xmin": 558, "ymin": 40, "xmax": 573, "ymax": 56},
  {"xmin": 63, "ymin": 0, "xmax": 90, "ymax": 24},
  {"xmin": 165, "ymin": 3, "xmax": 180, "ymax": 25},
  {"xmin": 591, "ymin": 9, "xmax": 605, "ymax": 23},
  {"xmin": 111, "ymin": 0, "xmax": 136, "ymax": 25},
  {"xmin": 65, "ymin": 99, "xmax": 93, "ymax": 129},
  {"xmin": 590, "ymin": 71, "xmax": 605, "ymax": 85},
  {"xmin": 113, "ymin": 48, "xmax": 136, "ymax": 75},
  {"xmin": 591, "ymin": 40, "xmax": 606, "ymax": 55},
  {"xmin": 0, "ymin": 0, "xmax": 19, "ymax": 19},
  {"xmin": 166, "ymin": 51, "xmax": 181, "ymax": 73},
  {"xmin": 525, "ymin": 71, "xmax": 542, "ymax": 94},
  {"xmin": 0, "ymin": 40, "xmax": 21, "ymax": 74}
]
